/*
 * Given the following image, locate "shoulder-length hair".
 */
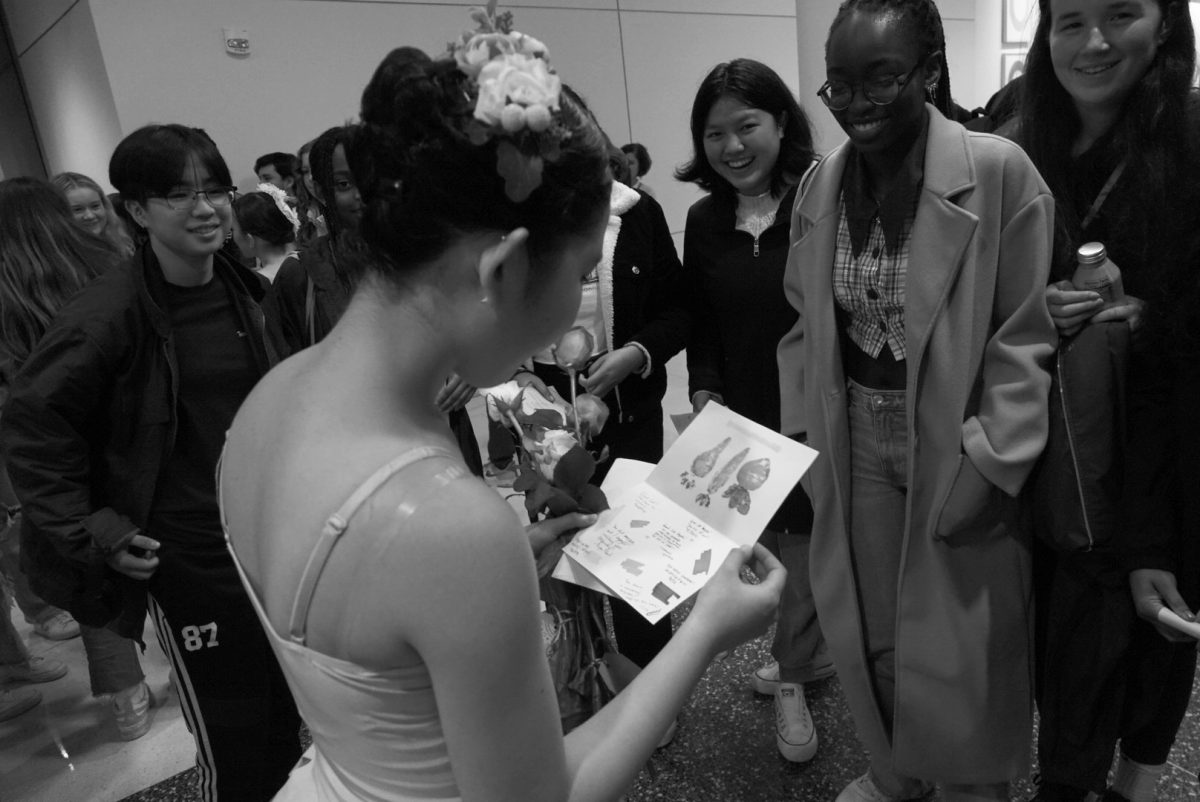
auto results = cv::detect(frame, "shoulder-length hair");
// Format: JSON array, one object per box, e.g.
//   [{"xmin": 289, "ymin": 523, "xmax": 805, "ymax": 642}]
[{"xmin": 675, "ymin": 59, "xmax": 814, "ymax": 199}]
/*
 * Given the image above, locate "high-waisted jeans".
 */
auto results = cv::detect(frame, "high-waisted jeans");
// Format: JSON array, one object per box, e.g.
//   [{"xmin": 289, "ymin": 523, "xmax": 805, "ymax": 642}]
[{"xmin": 846, "ymin": 379, "xmax": 1007, "ymax": 802}]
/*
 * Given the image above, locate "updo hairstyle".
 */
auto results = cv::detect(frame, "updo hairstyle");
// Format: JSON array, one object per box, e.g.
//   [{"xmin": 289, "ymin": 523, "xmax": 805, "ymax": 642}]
[
  {"xmin": 345, "ymin": 48, "xmax": 611, "ymax": 291},
  {"xmin": 232, "ymin": 192, "xmax": 297, "ymax": 247}
]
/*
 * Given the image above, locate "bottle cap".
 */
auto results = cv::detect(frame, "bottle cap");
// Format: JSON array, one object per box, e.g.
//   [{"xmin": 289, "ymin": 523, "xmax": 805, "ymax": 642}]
[{"xmin": 1077, "ymin": 241, "xmax": 1107, "ymax": 265}]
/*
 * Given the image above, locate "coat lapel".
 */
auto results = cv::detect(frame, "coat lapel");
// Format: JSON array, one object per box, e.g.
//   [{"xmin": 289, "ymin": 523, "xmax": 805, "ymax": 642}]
[{"xmin": 904, "ymin": 109, "xmax": 979, "ymax": 386}]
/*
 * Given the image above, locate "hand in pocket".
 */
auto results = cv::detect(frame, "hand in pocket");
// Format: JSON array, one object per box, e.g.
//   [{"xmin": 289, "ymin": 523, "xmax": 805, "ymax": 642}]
[{"xmin": 934, "ymin": 456, "xmax": 996, "ymax": 539}]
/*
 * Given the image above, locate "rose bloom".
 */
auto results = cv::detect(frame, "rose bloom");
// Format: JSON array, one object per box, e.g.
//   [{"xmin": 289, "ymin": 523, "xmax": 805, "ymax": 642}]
[
  {"xmin": 482, "ymin": 381, "xmax": 570, "ymax": 426},
  {"xmin": 574, "ymin": 393, "xmax": 609, "ymax": 440},
  {"xmin": 456, "ymin": 32, "xmax": 513, "ymax": 78},
  {"xmin": 536, "ymin": 429, "xmax": 579, "ymax": 481},
  {"xmin": 553, "ymin": 326, "xmax": 594, "ymax": 372},
  {"xmin": 474, "ymin": 54, "xmax": 561, "ymax": 128},
  {"xmin": 511, "ymin": 31, "xmax": 549, "ymax": 59}
]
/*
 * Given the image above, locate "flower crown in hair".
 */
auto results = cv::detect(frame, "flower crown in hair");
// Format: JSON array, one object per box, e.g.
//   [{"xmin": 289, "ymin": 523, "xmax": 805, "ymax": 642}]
[
  {"xmin": 255, "ymin": 182, "xmax": 301, "ymax": 235},
  {"xmin": 446, "ymin": 1, "xmax": 570, "ymax": 202}
]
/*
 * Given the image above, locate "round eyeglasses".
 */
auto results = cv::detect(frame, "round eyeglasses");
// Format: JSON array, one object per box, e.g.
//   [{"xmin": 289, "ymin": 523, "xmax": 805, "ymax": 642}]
[
  {"xmin": 148, "ymin": 187, "xmax": 237, "ymax": 212},
  {"xmin": 817, "ymin": 63, "xmax": 924, "ymax": 112}
]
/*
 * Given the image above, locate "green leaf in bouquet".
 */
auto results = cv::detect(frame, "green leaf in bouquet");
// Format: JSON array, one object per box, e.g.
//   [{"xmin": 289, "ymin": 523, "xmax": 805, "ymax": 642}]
[
  {"xmin": 576, "ymin": 483, "xmax": 609, "ymax": 515},
  {"xmin": 553, "ymin": 444, "xmax": 596, "ymax": 495},
  {"xmin": 512, "ymin": 463, "xmax": 542, "ymax": 493},
  {"xmin": 544, "ymin": 487, "xmax": 583, "ymax": 517}
]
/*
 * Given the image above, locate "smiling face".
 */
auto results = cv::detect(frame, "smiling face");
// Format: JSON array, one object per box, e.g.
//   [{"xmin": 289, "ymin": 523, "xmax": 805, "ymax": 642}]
[
  {"xmin": 128, "ymin": 155, "xmax": 231, "ymax": 281},
  {"xmin": 1048, "ymin": 0, "xmax": 1164, "ymax": 116},
  {"xmin": 824, "ymin": 10, "xmax": 938, "ymax": 157},
  {"xmin": 66, "ymin": 187, "xmax": 108, "ymax": 236},
  {"xmin": 702, "ymin": 95, "xmax": 784, "ymax": 196}
]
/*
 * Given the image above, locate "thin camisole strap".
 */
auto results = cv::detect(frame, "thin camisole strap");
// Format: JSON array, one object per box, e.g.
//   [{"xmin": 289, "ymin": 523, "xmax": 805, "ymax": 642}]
[{"xmin": 287, "ymin": 446, "xmax": 458, "ymax": 644}]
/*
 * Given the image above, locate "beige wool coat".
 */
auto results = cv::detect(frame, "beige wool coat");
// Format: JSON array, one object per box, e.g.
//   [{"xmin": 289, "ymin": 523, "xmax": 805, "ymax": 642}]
[{"xmin": 777, "ymin": 108, "xmax": 1057, "ymax": 783}]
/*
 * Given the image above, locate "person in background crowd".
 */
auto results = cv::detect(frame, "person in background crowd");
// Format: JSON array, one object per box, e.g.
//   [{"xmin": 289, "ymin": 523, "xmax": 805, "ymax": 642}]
[
  {"xmin": 778, "ymin": 0, "xmax": 1056, "ymax": 798},
  {"xmin": 295, "ymin": 138, "xmax": 327, "ymax": 244},
  {"xmin": 268, "ymin": 127, "xmax": 360, "ymax": 353},
  {"xmin": 0, "ymin": 177, "xmax": 153, "ymax": 737},
  {"xmin": 218, "ymin": 28, "xmax": 785, "ymax": 799},
  {"xmin": 1, "ymin": 127, "xmax": 301, "ymax": 800},
  {"xmin": 520, "ymin": 85, "xmax": 689, "ymax": 679},
  {"xmin": 253, "ymin": 152, "xmax": 299, "ymax": 202},
  {"xmin": 1009, "ymin": 0, "xmax": 1200, "ymax": 800},
  {"xmin": 621, "ymin": 142, "xmax": 656, "ymax": 197},
  {"xmin": 231, "ymin": 186, "xmax": 300, "ymax": 284},
  {"xmin": 676, "ymin": 57, "xmax": 831, "ymax": 765},
  {"xmin": 53, "ymin": 172, "xmax": 135, "ymax": 258}
]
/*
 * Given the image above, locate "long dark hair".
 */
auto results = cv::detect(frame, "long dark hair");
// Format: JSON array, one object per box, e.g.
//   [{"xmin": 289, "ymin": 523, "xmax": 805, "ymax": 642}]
[
  {"xmin": 675, "ymin": 59, "xmax": 814, "ymax": 199},
  {"xmin": 1020, "ymin": 0, "xmax": 1194, "ymax": 257},
  {"xmin": 0, "ymin": 178, "xmax": 124, "ymax": 374},
  {"xmin": 825, "ymin": 0, "xmax": 954, "ymax": 118}
]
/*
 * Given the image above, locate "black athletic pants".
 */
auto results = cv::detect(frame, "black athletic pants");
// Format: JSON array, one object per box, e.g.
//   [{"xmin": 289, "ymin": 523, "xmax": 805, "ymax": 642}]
[{"xmin": 149, "ymin": 541, "xmax": 302, "ymax": 801}]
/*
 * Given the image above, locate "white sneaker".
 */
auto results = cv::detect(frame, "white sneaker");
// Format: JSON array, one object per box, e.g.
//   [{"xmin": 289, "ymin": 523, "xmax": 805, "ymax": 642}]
[
  {"xmin": 112, "ymin": 681, "xmax": 152, "ymax": 741},
  {"xmin": 0, "ymin": 655, "xmax": 68, "ymax": 685},
  {"xmin": 835, "ymin": 773, "xmax": 932, "ymax": 802},
  {"xmin": 33, "ymin": 610, "xmax": 80, "ymax": 641},
  {"xmin": 752, "ymin": 660, "xmax": 781, "ymax": 695},
  {"xmin": 752, "ymin": 654, "xmax": 837, "ymax": 695},
  {"xmin": 0, "ymin": 687, "xmax": 41, "ymax": 722},
  {"xmin": 774, "ymin": 682, "xmax": 817, "ymax": 762}
]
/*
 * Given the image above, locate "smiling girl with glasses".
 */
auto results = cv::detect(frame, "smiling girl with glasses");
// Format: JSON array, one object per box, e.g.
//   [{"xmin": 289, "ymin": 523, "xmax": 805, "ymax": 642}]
[{"xmin": 778, "ymin": 1, "xmax": 1058, "ymax": 799}]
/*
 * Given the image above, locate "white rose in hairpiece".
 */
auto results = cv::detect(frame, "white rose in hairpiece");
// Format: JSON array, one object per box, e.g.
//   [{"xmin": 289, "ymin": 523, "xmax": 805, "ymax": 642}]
[
  {"xmin": 456, "ymin": 32, "xmax": 514, "ymax": 79},
  {"xmin": 474, "ymin": 54, "xmax": 561, "ymax": 128},
  {"xmin": 511, "ymin": 31, "xmax": 548, "ymax": 59}
]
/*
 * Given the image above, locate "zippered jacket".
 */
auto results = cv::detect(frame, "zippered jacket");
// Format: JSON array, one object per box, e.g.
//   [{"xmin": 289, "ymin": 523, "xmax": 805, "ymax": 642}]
[{"xmin": 0, "ymin": 245, "xmax": 273, "ymax": 641}]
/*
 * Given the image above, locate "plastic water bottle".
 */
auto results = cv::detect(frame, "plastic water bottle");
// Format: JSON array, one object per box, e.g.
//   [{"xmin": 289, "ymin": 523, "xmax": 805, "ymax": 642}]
[{"xmin": 1072, "ymin": 242, "xmax": 1125, "ymax": 307}]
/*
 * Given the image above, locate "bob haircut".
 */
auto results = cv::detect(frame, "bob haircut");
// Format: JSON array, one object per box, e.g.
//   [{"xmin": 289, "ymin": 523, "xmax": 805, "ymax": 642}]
[
  {"xmin": 109, "ymin": 124, "xmax": 232, "ymax": 205},
  {"xmin": 621, "ymin": 143, "xmax": 651, "ymax": 178},
  {"xmin": 675, "ymin": 58, "xmax": 814, "ymax": 198}
]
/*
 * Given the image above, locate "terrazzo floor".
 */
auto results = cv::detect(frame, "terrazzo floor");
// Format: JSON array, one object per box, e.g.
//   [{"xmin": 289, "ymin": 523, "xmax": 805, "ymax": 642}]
[{"xmin": 3, "ymin": 355, "xmax": 1200, "ymax": 801}]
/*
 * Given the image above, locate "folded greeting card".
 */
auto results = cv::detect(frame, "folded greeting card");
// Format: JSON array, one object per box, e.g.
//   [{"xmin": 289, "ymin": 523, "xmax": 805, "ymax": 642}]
[{"xmin": 558, "ymin": 402, "xmax": 817, "ymax": 623}]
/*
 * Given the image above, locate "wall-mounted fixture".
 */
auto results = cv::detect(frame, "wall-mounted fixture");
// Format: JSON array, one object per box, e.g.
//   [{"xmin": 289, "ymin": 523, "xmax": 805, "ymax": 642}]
[{"xmin": 223, "ymin": 27, "xmax": 250, "ymax": 56}]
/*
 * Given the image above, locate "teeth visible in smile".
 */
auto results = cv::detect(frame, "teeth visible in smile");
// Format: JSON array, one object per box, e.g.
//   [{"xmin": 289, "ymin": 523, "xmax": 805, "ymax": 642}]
[
  {"xmin": 852, "ymin": 119, "xmax": 885, "ymax": 132},
  {"xmin": 727, "ymin": 157, "xmax": 752, "ymax": 169},
  {"xmin": 1078, "ymin": 63, "xmax": 1115, "ymax": 75},
  {"xmin": 192, "ymin": 225, "xmax": 219, "ymax": 234}
]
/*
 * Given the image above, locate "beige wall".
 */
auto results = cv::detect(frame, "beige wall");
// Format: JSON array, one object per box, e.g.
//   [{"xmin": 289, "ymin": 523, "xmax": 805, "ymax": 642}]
[
  {"xmin": 83, "ymin": 0, "xmax": 805, "ymax": 238},
  {"xmin": 1, "ymin": 0, "xmax": 122, "ymax": 187},
  {"xmin": 4, "ymin": 0, "xmax": 1023, "ymax": 229}
]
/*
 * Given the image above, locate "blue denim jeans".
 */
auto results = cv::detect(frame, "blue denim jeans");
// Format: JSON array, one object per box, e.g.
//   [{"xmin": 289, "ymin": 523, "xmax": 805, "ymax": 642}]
[
  {"xmin": 0, "ymin": 514, "xmax": 142, "ymax": 694},
  {"xmin": 847, "ymin": 380, "xmax": 1007, "ymax": 801}
]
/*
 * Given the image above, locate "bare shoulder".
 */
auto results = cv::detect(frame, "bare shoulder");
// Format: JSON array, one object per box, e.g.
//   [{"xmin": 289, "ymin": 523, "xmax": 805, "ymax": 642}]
[{"xmin": 374, "ymin": 477, "xmax": 541, "ymax": 655}]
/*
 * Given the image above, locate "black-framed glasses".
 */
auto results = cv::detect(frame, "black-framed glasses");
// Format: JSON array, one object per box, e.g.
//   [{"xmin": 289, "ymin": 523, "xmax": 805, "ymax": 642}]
[
  {"xmin": 148, "ymin": 187, "xmax": 236, "ymax": 212},
  {"xmin": 817, "ymin": 63, "xmax": 924, "ymax": 111}
]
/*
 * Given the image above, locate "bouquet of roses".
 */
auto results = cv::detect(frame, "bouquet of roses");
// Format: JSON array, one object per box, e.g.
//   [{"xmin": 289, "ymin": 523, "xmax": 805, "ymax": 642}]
[
  {"xmin": 484, "ymin": 326, "xmax": 610, "ymax": 531},
  {"xmin": 483, "ymin": 326, "xmax": 623, "ymax": 732}
]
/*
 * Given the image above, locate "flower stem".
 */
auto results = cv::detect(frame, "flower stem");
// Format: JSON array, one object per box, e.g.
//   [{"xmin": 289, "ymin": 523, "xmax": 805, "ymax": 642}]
[{"xmin": 568, "ymin": 369, "xmax": 581, "ymax": 441}]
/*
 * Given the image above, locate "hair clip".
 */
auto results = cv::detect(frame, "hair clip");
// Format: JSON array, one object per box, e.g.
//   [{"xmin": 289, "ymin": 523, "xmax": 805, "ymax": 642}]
[{"xmin": 255, "ymin": 182, "xmax": 301, "ymax": 235}]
